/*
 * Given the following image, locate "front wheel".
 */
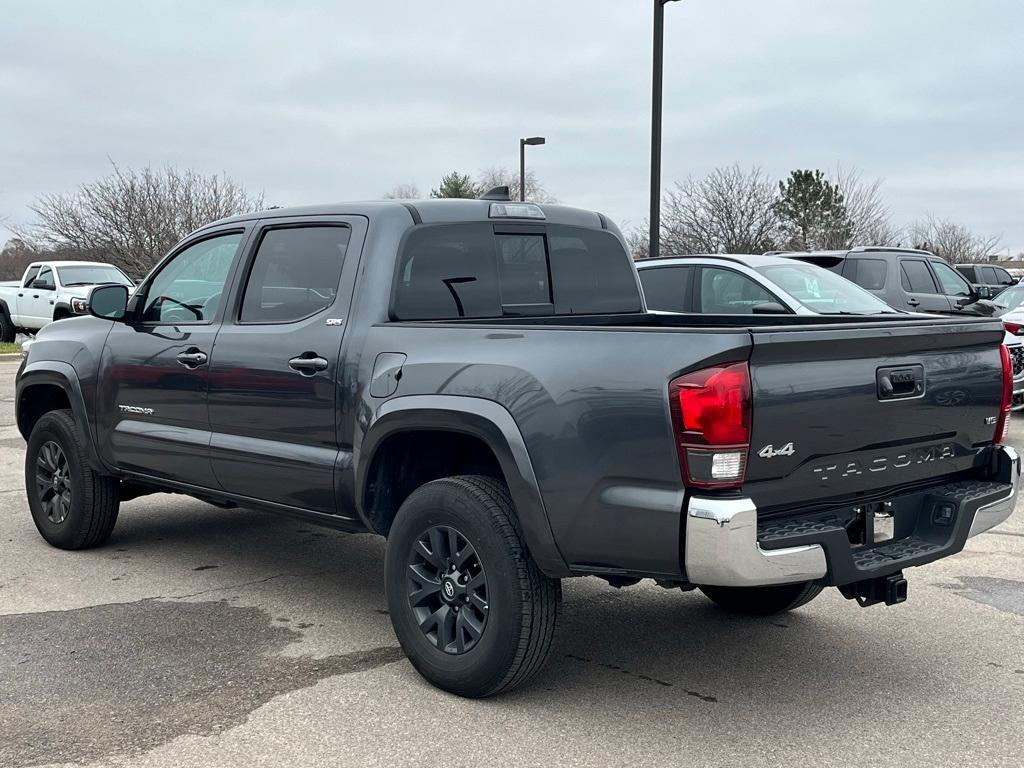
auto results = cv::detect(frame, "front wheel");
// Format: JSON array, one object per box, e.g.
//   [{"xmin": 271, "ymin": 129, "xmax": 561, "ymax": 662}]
[
  {"xmin": 698, "ymin": 581, "xmax": 824, "ymax": 616},
  {"xmin": 25, "ymin": 409, "xmax": 120, "ymax": 549},
  {"xmin": 384, "ymin": 475, "xmax": 560, "ymax": 698}
]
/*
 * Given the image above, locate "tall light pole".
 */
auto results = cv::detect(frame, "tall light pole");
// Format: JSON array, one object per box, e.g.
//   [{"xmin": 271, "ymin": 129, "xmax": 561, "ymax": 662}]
[
  {"xmin": 650, "ymin": 0, "xmax": 681, "ymax": 260},
  {"xmin": 520, "ymin": 136, "xmax": 546, "ymax": 201}
]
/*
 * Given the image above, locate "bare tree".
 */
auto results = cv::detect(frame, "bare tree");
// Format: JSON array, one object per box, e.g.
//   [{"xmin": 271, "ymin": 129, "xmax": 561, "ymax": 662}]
[
  {"xmin": 909, "ymin": 215, "xmax": 1001, "ymax": 264},
  {"xmin": 659, "ymin": 165, "xmax": 780, "ymax": 255},
  {"xmin": 13, "ymin": 163, "xmax": 264, "ymax": 276},
  {"xmin": 833, "ymin": 167, "xmax": 898, "ymax": 247},
  {"xmin": 382, "ymin": 183, "xmax": 421, "ymax": 199},
  {"xmin": 475, "ymin": 167, "xmax": 556, "ymax": 203},
  {"xmin": 624, "ymin": 225, "xmax": 649, "ymax": 260}
]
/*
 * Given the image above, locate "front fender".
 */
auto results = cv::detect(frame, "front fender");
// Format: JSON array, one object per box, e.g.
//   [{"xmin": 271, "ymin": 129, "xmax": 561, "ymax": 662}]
[
  {"xmin": 16, "ymin": 361, "xmax": 108, "ymax": 473},
  {"xmin": 357, "ymin": 394, "xmax": 570, "ymax": 577}
]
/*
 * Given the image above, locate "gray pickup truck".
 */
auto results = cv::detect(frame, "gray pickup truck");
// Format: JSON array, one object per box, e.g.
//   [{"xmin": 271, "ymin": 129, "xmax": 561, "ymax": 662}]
[{"xmin": 15, "ymin": 196, "xmax": 1020, "ymax": 697}]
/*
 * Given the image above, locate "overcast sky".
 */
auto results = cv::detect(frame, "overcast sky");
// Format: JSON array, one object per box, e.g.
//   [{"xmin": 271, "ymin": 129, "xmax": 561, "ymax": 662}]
[{"xmin": 1, "ymin": 0, "xmax": 1021, "ymax": 252}]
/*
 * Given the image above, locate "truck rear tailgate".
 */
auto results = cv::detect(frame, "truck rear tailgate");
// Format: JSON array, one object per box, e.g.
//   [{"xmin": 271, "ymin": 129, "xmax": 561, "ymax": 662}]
[{"xmin": 744, "ymin": 319, "xmax": 1005, "ymax": 513}]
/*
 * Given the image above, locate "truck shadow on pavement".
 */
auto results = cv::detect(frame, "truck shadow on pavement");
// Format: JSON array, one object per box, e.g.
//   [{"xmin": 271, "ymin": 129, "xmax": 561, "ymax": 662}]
[{"xmin": 0, "ymin": 495, "xmax": 984, "ymax": 766}]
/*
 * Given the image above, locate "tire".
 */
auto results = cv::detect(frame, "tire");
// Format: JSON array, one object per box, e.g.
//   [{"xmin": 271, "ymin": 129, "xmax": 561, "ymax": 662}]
[
  {"xmin": 0, "ymin": 310, "xmax": 15, "ymax": 343},
  {"xmin": 53, "ymin": 310, "xmax": 71, "ymax": 322},
  {"xmin": 698, "ymin": 581, "xmax": 824, "ymax": 616},
  {"xmin": 25, "ymin": 409, "xmax": 120, "ymax": 550},
  {"xmin": 384, "ymin": 475, "xmax": 561, "ymax": 698}
]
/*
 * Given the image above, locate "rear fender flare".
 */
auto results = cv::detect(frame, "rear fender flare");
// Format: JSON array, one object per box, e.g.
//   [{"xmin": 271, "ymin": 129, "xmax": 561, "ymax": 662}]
[{"xmin": 357, "ymin": 395, "xmax": 570, "ymax": 577}]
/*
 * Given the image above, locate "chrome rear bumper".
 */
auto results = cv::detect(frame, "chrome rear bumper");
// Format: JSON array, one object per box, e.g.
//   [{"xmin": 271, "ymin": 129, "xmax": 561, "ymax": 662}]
[{"xmin": 684, "ymin": 446, "xmax": 1020, "ymax": 588}]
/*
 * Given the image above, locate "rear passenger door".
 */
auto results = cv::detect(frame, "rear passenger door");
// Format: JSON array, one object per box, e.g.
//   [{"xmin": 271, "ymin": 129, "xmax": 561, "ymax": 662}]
[
  {"xmin": 206, "ymin": 217, "xmax": 366, "ymax": 514},
  {"xmin": 898, "ymin": 258, "xmax": 953, "ymax": 313}
]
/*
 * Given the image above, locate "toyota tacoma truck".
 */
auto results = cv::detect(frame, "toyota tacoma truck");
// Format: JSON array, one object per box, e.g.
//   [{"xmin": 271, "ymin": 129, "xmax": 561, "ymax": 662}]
[
  {"xmin": 0, "ymin": 260, "xmax": 133, "ymax": 341},
  {"xmin": 16, "ymin": 195, "xmax": 1019, "ymax": 697}
]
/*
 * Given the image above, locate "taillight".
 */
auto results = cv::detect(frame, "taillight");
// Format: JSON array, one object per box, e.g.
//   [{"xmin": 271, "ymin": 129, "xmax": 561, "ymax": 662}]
[
  {"xmin": 1005, "ymin": 321, "xmax": 1024, "ymax": 337},
  {"xmin": 995, "ymin": 345, "xmax": 1012, "ymax": 444},
  {"xmin": 669, "ymin": 361, "xmax": 751, "ymax": 489}
]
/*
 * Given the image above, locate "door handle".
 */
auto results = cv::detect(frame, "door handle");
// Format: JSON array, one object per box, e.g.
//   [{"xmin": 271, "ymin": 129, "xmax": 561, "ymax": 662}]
[
  {"xmin": 18, "ymin": 293, "xmax": 23, "ymax": 298},
  {"xmin": 176, "ymin": 350, "xmax": 208, "ymax": 368},
  {"xmin": 32, "ymin": 294, "xmax": 39, "ymax": 299},
  {"xmin": 288, "ymin": 355, "xmax": 329, "ymax": 375},
  {"xmin": 907, "ymin": 299, "xmax": 920, "ymax": 307}
]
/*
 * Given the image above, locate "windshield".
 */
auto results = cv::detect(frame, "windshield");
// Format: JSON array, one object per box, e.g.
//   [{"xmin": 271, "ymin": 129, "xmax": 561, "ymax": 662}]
[
  {"xmin": 756, "ymin": 262, "xmax": 898, "ymax": 315},
  {"xmin": 994, "ymin": 284, "xmax": 1024, "ymax": 312},
  {"xmin": 56, "ymin": 265, "xmax": 132, "ymax": 287}
]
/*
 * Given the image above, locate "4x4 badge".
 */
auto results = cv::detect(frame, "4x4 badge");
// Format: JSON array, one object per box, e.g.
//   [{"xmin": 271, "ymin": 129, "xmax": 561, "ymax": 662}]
[{"xmin": 758, "ymin": 442, "xmax": 795, "ymax": 459}]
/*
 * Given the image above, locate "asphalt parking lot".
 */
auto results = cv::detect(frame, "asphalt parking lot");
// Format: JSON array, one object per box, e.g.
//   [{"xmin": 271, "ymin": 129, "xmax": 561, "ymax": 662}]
[{"xmin": 1, "ymin": 359, "xmax": 1022, "ymax": 768}]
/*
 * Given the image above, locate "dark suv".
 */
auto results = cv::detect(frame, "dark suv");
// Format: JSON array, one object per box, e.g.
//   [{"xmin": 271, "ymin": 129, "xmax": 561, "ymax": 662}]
[
  {"xmin": 955, "ymin": 263, "xmax": 1016, "ymax": 295},
  {"xmin": 783, "ymin": 247, "xmax": 995, "ymax": 315}
]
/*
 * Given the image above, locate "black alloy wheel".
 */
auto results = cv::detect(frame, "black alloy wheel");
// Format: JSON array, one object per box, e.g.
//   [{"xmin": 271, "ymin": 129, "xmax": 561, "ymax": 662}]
[
  {"xmin": 35, "ymin": 440, "xmax": 72, "ymax": 525},
  {"xmin": 407, "ymin": 524, "xmax": 489, "ymax": 654}
]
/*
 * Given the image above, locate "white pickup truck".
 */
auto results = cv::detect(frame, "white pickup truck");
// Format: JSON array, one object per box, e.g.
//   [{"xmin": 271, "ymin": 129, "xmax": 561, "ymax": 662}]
[{"xmin": 0, "ymin": 261, "xmax": 133, "ymax": 342}]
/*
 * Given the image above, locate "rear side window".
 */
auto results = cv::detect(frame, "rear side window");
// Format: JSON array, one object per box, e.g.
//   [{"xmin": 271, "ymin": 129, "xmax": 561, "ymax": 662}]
[
  {"xmin": 240, "ymin": 226, "xmax": 350, "ymax": 323},
  {"xmin": 392, "ymin": 223, "xmax": 641, "ymax": 320},
  {"xmin": 900, "ymin": 260, "xmax": 938, "ymax": 293},
  {"xmin": 847, "ymin": 259, "xmax": 887, "ymax": 290},
  {"xmin": 638, "ymin": 265, "xmax": 693, "ymax": 313},
  {"xmin": 981, "ymin": 266, "xmax": 998, "ymax": 284},
  {"xmin": 957, "ymin": 265, "xmax": 976, "ymax": 281}
]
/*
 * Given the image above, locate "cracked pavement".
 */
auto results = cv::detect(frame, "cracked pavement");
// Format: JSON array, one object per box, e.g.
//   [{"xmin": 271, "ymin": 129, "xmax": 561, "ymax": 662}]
[{"xmin": 1, "ymin": 359, "xmax": 1022, "ymax": 767}]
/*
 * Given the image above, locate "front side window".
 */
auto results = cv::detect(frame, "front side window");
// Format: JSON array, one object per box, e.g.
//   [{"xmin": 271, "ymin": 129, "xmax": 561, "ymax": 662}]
[
  {"xmin": 22, "ymin": 266, "xmax": 40, "ymax": 287},
  {"xmin": 698, "ymin": 267, "xmax": 775, "ymax": 313},
  {"xmin": 240, "ymin": 226, "xmax": 350, "ymax": 323},
  {"xmin": 757, "ymin": 262, "xmax": 895, "ymax": 314},
  {"xmin": 995, "ymin": 268, "xmax": 1013, "ymax": 285},
  {"xmin": 35, "ymin": 267, "xmax": 54, "ymax": 290},
  {"xmin": 638, "ymin": 266, "xmax": 693, "ymax": 313},
  {"xmin": 932, "ymin": 261, "xmax": 972, "ymax": 297},
  {"xmin": 900, "ymin": 260, "xmax": 938, "ymax": 294},
  {"xmin": 142, "ymin": 232, "xmax": 242, "ymax": 323}
]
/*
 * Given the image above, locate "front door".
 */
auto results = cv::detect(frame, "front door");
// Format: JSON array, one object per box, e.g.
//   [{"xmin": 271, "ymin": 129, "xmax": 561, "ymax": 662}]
[
  {"xmin": 23, "ymin": 266, "xmax": 57, "ymax": 328},
  {"xmin": 898, "ymin": 258, "xmax": 953, "ymax": 313},
  {"xmin": 207, "ymin": 217, "xmax": 364, "ymax": 514},
  {"xmin": 96, "ymin": 229, "xmax": 248, "ymax": 486}
]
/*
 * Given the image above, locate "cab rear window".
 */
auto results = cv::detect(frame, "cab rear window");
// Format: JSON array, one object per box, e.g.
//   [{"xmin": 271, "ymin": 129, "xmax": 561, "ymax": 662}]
[{"xmin": 391, "ymin": 223, "xmax": 641, "ymax": 320}]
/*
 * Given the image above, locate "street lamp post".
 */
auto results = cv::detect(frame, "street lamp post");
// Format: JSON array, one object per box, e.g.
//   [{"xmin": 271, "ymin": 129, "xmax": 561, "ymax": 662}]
[
  {"xmin": 520, "ymin": 136, "xmax": 546, "ymax": 201},
  {"xmin": 649, "ymin": 0, "xmax": 681, "ymax": 260}
]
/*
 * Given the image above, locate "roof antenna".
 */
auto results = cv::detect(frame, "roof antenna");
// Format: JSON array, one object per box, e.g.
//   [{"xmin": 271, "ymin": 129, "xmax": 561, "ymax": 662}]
[{"xmin": 479, "ymin": 185, "xmax": 511, "ymax": 201}]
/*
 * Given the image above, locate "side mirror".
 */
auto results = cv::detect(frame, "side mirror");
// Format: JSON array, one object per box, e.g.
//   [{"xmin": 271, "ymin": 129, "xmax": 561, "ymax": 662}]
[
  {"xmin": 32, "ymin": 278, "xmax": 55, "ymax": 291},
  {"xmin": 751, "ymin": 301, "xmax": 789, "ymax": 315},
  {"xmin": 88, "ymin": 284, "xmax": 130, "ymax": 321},
  {"xmin": 975, "ymin": 285, "xmax": 992, "ymax": 300}
]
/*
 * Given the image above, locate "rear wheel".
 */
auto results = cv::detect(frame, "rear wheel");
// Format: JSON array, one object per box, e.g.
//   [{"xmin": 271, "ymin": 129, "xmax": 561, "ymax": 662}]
[
  {"xmin": 25, "ymin": 409, "xmax": 120, "ymax": 549},
  {"xmin": 699, "ymin": 581, "xmax": 824, "ymax": 616},
  {"xmin": 0, "ymin": 311, "xmax": 15, "ymax": 343},
  {"xmin": 385, "ymin": 475, "xmax": 560, "ymax": 697}
]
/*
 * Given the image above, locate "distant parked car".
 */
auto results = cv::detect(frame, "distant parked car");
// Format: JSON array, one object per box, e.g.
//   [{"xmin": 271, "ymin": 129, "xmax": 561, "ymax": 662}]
[
  {"xmin": 779, "ymin": 247, "xmax": 997, "ymax": 316},
  {"xmin": 637, "ymin": 253, "xmax": 1024, "ymax": 412},
  {"xmin": 0, "ymin": 261, "xmax": 133, "ymax": 342},
  {"xmin": 955, "ymin": 264, "xmax": 1017, "ymax": 295},
  {"xmin": 636, "ymin": 254, "xmax": 900, "ymax": 316}
]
